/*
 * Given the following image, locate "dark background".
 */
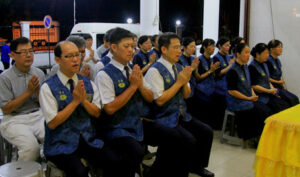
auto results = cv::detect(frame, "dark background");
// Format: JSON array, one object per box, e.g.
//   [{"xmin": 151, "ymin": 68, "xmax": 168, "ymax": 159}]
[{"xmin": 0, "ymin": 0, "xmax": 240, "ymax": 43}]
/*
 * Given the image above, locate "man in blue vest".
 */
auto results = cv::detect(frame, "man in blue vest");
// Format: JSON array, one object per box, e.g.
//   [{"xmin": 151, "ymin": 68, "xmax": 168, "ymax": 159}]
[
  {"xmin": 145, "ymin": 32, "xmax": 214, "ymax": 177},
  {"xmin": 95, "ymin": 28, "xmax": 189, "ymax": 177},
  {"xmin": 39, "ymin": 41, "xmax": 127, "ymax": 177}
]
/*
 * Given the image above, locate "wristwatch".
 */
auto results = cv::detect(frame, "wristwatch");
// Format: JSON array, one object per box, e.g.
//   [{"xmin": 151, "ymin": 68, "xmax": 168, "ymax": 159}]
[{"xmin": 207, "ymin": 71, "xmax": 211, "ymax": 75}]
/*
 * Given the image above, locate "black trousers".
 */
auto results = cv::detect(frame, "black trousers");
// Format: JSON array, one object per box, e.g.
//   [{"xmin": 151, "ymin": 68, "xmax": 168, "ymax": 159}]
[
  {"xmin": 103, "ymin": 120, "xmax": 190, "ymax": 177},
  {"xmin": 46, "ymin": 137, "xmax": 132, "ymax": 177},
  {"xmin": 278, "ymin": 89, "xmax": 299, "ymax": 107},
  {"xmin": 235, "ymin": 102, "xmax": 273, "ymax": 140},
  {"xmin": 2, "ymin": 61, "xmax": 9, "ymax": 69},
  {"xmin": 266, "ymin": 95, "xmax": 290, "ymax": 114},
  {"xmin": 179, "ymin": 118, "xmax": 213, "ymax": 174}
]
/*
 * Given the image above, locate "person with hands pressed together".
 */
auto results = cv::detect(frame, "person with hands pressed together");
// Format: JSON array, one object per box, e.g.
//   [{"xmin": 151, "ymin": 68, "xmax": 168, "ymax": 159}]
[
  {"xmin": 226, "ymin": 43, "xmax": 272, "ymax": 140},
  {"xmin": 193, "ymin": 39, "xmax": 222, "ymax": 129},
  {"xmin": 133, "ymin": 35, "xmax": 156, "ymax": 74},
  {"xmin": 249, "ymin": 43, "xmax": 290, "ymax": 114},
  {"xmin": 0, "ymin": 37, "xmax": 45, "ymax": 161},
  {"xmin": 40, "ymin": 41, "xmax": 124, "ymax": 177},
  {"xmin": 145, "ymin": 32, "xmax": 214, "ymax": 177},
  {"xmin": 96, "ymin": 28, "xmax": 192, "ymax": 177}
]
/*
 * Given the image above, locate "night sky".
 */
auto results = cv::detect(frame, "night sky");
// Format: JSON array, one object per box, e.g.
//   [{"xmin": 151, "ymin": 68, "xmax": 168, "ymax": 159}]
[{"xmin": 0, "ymin": 0, "xmax": 240, "ymax": 42}]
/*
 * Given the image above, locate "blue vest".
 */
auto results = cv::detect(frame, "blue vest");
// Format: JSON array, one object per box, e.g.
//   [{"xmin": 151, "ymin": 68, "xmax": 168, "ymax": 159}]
[
  {"xmin": 151, "ymin": 62, "xmax": 192, "ymax": 128},
  {"xmin": 250, "ymin": 60, "xmax": 271, "ymax": 104},
  {"xmin": 102, "ymin": 64, "xmax": 144, "ymax": 141},
  {"xmin": 195, "ymin": 55, "xmax": 216, "ymax": 102},
  {"xmin": 133, "ymin": 51, "xmax": 149, "ymax": 69},
  {"xmin": 226, "ymin": 63, "xmax": 254, "ymax": 112},
  {"xmin": 44, "ymin": 74, "xmax": 104, "ymax": 156},
  {"xmin": 149, "ymin": 48, "xmax": 161, "ymax": 59},
  {"xmin": 214, "ymin": 52, "xmax": 231, "ymax": 96},
  {"xmin": 100, "ymin": 55, "xmax": 111, "ymax": 66},
  {"xmin": 178, "ymin": 54, "xmax": 196, "ymax": 97},
  {"xmin": 267, "ymin": 55, "xmax": 282, "ymax": 81}
]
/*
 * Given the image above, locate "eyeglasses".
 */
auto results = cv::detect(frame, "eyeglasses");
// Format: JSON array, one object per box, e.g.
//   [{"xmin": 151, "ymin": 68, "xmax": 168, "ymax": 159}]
[
  {"xmin": 63, "ymin": 53, "xmax": 81, "ymax": 59},
  {"xmin": 14, "ymin": 49, "xmax": 34, "ymax": 56}
]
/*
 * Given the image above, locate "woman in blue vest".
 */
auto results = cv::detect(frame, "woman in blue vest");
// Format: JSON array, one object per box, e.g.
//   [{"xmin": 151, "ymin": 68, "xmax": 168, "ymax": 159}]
[
  {"xmin": 193, "ymin": 38, "xmax": 221, "ymax": 129},
  {"xmin": 229, "ymin": 37, "xmax": 245, "ymax": 59},
  {"xmin": 177, "ymin": 37, "xmax": 200, "ymax": 119},
  {"xmin": 266, "ymin": 40, "xmax": 299, "ymax": 106},
  {"xmin": 211, "ymin": 37, "xmax": 234, "ymax": 129},
  {"xmin": 226, "ymin": 43, "xmax": 272, "ymax": 140},
  {"xmin": 149, "ymin": 34, "xmax": 161, "ymax": 59},
  {"xmin": 133, "ymin": 35, "xmax": 156, "ymax": 74},
  {"xmin": 249, "ymin": 43, "xmax": 290, "ymax": 114}
]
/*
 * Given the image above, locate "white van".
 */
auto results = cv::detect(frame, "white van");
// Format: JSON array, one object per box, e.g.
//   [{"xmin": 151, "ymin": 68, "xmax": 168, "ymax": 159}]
[{"xmin": 70, "ymin": 23, "xmax": 140, "ymax": 49}]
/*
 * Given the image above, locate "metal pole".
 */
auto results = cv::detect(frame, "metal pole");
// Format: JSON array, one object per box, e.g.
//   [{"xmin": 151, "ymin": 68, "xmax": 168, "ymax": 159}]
[
  {"xmin": 74, "ymin": 0, "xmax": 76, "ymax": 26},
  {"xmin": 48, "ymin": 28, "xmax": 51, "ymax": 68}
]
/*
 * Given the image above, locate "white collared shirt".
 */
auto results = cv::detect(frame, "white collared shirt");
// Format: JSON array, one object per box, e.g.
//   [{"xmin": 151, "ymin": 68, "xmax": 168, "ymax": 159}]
[
  {"xmin": 144, "ymin": 57, "xmax": 189, "ymax": 100},
  {"xmin": 95, "ymin": 58, "xmax": 151, "ymax": 105},
  {"xmin": 39, "ymin": 70, "xmax": 101, "ymax": 123}
]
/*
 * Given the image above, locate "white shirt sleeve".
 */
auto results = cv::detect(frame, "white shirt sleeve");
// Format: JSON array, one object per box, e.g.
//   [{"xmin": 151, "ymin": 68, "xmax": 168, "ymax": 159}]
[
  {"xmin": 144, "ymin": 67, "xmax": 164, "ymax": 100},
  {"xmin": 91, "ymin": 81, "xmax": 102, "ymax": 109},
  {"xmin": 95, "ymin": 71, "xmax": 115, "ymax": 105},
  {"xmin": 39, "ymin": 83, "xmax": 58, "ymax": 123},
  {"xmin": 94, "ymin": 61, "xmax": 104, "ymax": 73}
]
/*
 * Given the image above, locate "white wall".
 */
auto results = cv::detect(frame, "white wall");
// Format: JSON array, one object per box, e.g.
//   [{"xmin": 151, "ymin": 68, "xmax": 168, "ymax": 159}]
[
  {"xmin": 249, "ymin": 0, "xmax": 300, "ymax": 97},
  {"xmin": 203, "ymin": 0, "xmax": 220, "ymax": 42},
  {"xmin": 140, "ymin": 0, "xmax": 159, "ymax": 35}
]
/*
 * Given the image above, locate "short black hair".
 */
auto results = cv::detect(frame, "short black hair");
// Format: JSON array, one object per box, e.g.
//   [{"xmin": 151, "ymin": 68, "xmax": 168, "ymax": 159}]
[
  {"xmin": 268, "ymin": 39, "xmax": 282, "ymax": 49},
  {"xmin": 230, "ymin": 37, "xmax": 245, "ymax": 54},
  {"xmin": 200, "ymin": 38, "xmax": 215, "ymax": 54},
  {"xmin": 104, "ymin": 28, "xmax": 115, "ymax": 42},
  {"xmin": 216, "ymin": 37, "xmax": 230, "ymax": 49},
  {"xmin": 109, "ymin": 27, "xmax": 134, "ymax": 44},
  {"xmin": 158, "ymin": 32, "xmax": 180, "ymax": 53},
  {"xmin": 83, "ymin": 34, "xmax": 92, "ymax": 40},
  {"xmin": 138, "ymin": 35, "xmax": 150, "ymax": 47},
  {"xmin": 181, "ymin": 37, "xmax": 195, "ymax": 47},
  {"xmin": 235, "ymin": 43, "xmax": 248, "ymax": 54},
  {"xmin": 251, "ymin": 43, "xmax": 268, "ymax": 57},
  {"xmin": 151, "ymin": 34, "xmax": 159, "ymax": 44},
  {"xmin": 10, "ymin": 37, "xmax": 31, "ymax": 52}
]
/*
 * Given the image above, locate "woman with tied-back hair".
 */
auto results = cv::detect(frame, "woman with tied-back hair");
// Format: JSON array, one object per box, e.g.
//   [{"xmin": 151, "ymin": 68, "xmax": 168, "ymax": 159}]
[
  {"xmin": 249, "ymin": 43, "xmax": 290, "ymax": 114},
  {"xmin": 226, "ymin": 43, "xmax": 272, "ymax": 140},
  {"xmin": 266, "ymin": 39, "xmax": 299, "ymax": 107}
]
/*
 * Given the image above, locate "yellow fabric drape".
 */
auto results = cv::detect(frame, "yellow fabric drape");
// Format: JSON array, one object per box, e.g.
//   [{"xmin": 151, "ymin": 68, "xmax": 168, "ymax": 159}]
[{"xmin": 254, "ymin": 104, "xmax": 300, "ymax": 177}]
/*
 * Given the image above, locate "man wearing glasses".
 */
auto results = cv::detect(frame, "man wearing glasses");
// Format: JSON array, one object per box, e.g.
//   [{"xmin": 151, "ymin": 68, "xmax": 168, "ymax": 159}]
[
  {"xmin": 48, "ymin": 35, "xmax": 96, "ymax": 80},
  {"xmin": 0, "ymin": 37, "xmax": 45, "ymax": 161}
]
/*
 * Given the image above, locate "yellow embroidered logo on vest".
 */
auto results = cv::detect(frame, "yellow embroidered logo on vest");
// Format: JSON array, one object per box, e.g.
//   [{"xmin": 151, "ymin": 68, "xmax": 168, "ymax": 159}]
[
  {"xmin": 223, "ymin": 63, "xmax": 227, "ymax": 67},
  {"xmin": 118, "ymin": 80, "xmax": 126, "ymax": 88},
  {"xmin": 241, "ymin": 76, "xmax": 245, "ymax": 81},
  {"xmin": 273, "ymin": 65, "xmax": 277, "ymax": 69},
  {"xmin": 59, "ymin": 91, "xmax": 67, "ymax": 101},
  {"xmin": 261, "ymin": 72, "xmax": 266, "ymax": 77},
  {"xmin": 143, "ymin": 61, "xmax": 147, "ymax": 65},
  {"xmin": 205, "ymin": 66, "xmax": 209, "ymax": 71},
  {"xmin": 166, "ymin": 76, "xmax": 171, "ymax": 83}
]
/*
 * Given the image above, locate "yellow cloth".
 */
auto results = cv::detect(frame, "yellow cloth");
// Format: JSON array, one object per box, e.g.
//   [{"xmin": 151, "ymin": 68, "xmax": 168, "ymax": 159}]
[{"xmin": 253, "ymin": 104, "xmax": 300, "ymax": 177}]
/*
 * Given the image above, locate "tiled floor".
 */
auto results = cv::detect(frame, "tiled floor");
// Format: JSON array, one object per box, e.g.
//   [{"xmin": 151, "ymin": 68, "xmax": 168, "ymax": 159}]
[
  {"xmin": 190, "ymin": 131, "xmax": 256, "ymax": 177},
  {"xmin": 148, "ymin": 131, "xmax": 256, "ymax": 177}
]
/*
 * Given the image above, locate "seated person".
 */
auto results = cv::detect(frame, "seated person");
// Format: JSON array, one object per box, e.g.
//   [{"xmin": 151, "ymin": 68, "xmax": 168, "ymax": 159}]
[
  {"xmin": 226, "ymin": 43, "xmax": 272, "ymax": 140},
  {"xmin": 0, "ymin": 37, "xmax": 45, "ymax": 161},
  {"xmin": 48, "ymin": 35, "xmax": 96, "ymax": 80},
  {"xmin": 193, "ymin": 38, "xmax": 222, "ymax": 129},
  {"xmin": 40, "ymin": 41, "xmax": 127, "ymax": 177},
  {"xmin": 266, "ymin": 39, "xmax": 299, "ymax": 106},
  {"xmin": 95, "ymin": 28, "xmax": 188, "ymax": 177},
  {"xmin": 249, "ymin": 43, "xmax": 290, "ymax": 114},
  {"xmin": 149, "ymin": 34, "xmax": 161, "ymax": 59},
  {"xmin": 145, "ymin": 32, "xmax": 214, "ymax": 177},
  {"xmin": 133, "ymin": 35, "xmax": 156, "ymax": 74}
]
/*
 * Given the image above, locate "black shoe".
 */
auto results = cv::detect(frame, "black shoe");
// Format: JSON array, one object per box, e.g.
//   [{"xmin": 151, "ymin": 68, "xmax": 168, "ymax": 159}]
[{"xmin": 194, "ymin": 168, "xmax": 215, "ymax": 177}]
